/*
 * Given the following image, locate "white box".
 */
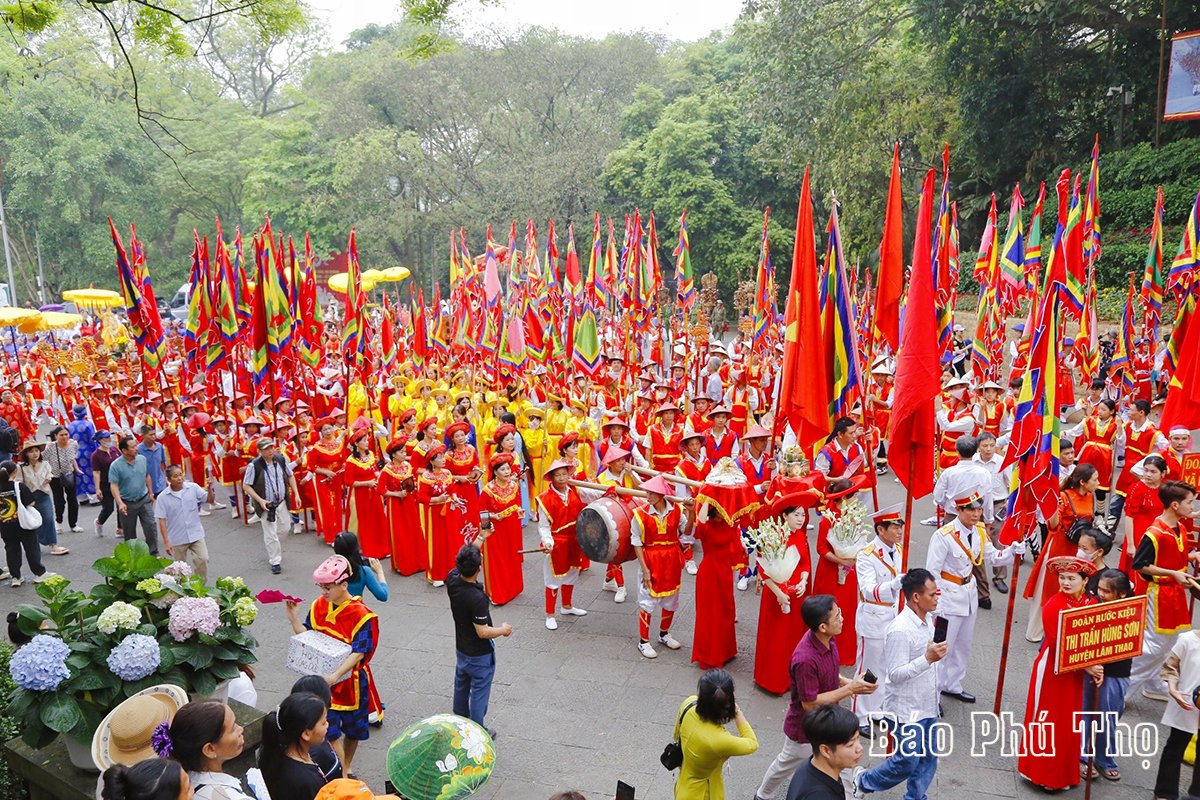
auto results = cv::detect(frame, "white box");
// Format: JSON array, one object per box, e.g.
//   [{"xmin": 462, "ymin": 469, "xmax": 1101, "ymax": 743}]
[{"xmin": 286, "ymin": 630, "xmax": 353, "ymax": 684}]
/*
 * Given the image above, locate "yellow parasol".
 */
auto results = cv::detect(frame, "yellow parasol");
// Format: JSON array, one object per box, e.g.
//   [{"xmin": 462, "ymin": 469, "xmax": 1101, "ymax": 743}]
[
  {"xmin": 62, "ymin": 288, "xmax": 123, "ymax": 309},
  {"xmin": 379, "ymin": 266, "xmax": 411, "ymax": 282},
  {"xmin": 19, "ymin": 311, "xmax": 83, "ymax": 333},
  {"xmin": 327, "ymin": 272, "xmax": 378, "ymax": 294},
  {"xmin": 0, "ymin": 307, "xmax": 41, "ymax": 326}
]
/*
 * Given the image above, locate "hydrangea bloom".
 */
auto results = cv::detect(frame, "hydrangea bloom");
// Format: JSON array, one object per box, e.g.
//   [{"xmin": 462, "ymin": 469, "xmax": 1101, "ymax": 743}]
[
  {"xmin": 39, "ymin": 574, "xmax": 68, "ymax": 591},
  {"xmin": 9, "ymin": 635, "xmax": 70, "ymax": 692},
  {"xmin": 231, "ymin": 596, "xmax": 257, "ymax": 626},
  {"xmin": 97, "ymin": 601, "xmax": 142, "ymax": 635},
  {"xmin": 216, "ymin": 576, "xmax": 246, "ymax": 592},
  {"xmin": 135, "ymin": 578, "xmax": 163, "ymax": 594},
  {"xmin": 160, "ymin": 561, "xmax": 193, "ymax": 579},
  {"xmin": 168, "ymin": 596, "xmax": 220, "ymax": 642},
  {"xmin": 106, "ymin": 634, "xmax": 161, "ymax": 681},
  {"xmin": 150, "ymin": 575, "xmax": 184, "ymax": 609}
]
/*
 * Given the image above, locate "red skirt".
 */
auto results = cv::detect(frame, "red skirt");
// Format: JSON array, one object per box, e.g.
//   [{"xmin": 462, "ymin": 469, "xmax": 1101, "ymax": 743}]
[
  {"xmin": 754, "ymin": 587, "xmax": 807, "ymax": 694},
  {"xmin": 811, "ymin": 557, "xmax": 858, "ymax": 666},
  {"xmin": 349, "ymin": 486, "xmax": 390, "ymax": 559},
  {"xmin": 387, "ymin": 495, "xmax": 424, "ymax": 576},
  {"xmin": 481, "ymin": 514, "xmax": 523, "ymax": 605}
]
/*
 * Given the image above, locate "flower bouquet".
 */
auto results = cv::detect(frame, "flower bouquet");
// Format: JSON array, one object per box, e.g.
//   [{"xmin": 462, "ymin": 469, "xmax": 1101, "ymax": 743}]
[
  {"xmin": 751, "ymin": 515, "xmax": 801, "ymax": 585},
  {"xmin": 5, "ymin": 541, "xmax": 259, "ymax": 751},
  {"xmin": 821, "ymin": 497, "xmax": 871, "ymax": 561}
]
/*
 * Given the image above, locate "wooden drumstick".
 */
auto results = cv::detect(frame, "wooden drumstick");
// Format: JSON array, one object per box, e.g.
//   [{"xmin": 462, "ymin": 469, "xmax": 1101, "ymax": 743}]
[
  {"xmin": 627, "ymin": 465, "xmax": 703, "ymax": 489},
  {"xmin": 567, "ymin": 478, "xmax": 651, "ymax": 499}
]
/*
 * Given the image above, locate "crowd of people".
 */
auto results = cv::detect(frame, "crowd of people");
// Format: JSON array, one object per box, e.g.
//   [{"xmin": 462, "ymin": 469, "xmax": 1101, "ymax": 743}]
[{"xmin": 2, "ymin": 311, "xmax": 1199, "ymax": 800}]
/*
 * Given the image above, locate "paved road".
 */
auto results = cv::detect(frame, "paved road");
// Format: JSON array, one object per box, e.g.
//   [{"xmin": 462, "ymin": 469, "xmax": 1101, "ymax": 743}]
[{"xmin": 21, "ymin": 475, "xmax": 1179, "ymax": 799}]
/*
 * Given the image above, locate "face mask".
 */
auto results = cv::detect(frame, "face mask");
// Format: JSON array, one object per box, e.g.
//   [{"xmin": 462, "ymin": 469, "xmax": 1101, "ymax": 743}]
[{"xmin": 1075, "ymin": 548, "xmax": 1096, "ymax": 560}]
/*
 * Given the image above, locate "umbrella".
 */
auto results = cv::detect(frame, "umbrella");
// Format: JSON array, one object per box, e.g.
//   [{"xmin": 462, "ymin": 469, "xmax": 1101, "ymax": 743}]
[
  {"xmin": 386, "ymin": 714, "xmax": 495, "ymax": 800},
  {"xmin": 19, "ymin": 311, "xmax": 82, "ymax": 333},
  {"xmin": 38, "ymin": 304, "xmax": 64, "ymax": 312},
  {"xmin": 380, "ymin": 266, "xmax": 412, "ymax": 282},
  {"xmin": 0, "ymin": 307, "xmax": 40, "ymax": 326},
  {"xmin": 327, "ymin": 272, "xmax": 378, "ymax": 294},
  {"xmin": 62, "ymin": 288, "xmax": 123, "ymax": 309}
]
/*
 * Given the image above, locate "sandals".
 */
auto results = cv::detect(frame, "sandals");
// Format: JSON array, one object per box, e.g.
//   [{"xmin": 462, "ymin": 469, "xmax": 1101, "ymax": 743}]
[
  {"xmin": 1080, "ymin": 765, "xmax": 1099, "ymax": 780},
  {"xmin": 49, "ymin": 546, "xmax": 70, "ymax": 556},
  {"xmin": 1102, "ymin": 768, "xmax": 1120, "ymax": 781}
]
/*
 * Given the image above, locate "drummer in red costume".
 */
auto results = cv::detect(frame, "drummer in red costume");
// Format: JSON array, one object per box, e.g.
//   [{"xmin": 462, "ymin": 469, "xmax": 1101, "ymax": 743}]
[
  {"xmin": 645, "ymin": 403, "xmax": 684, "ymax": 473},
  {"xmin": 596, "ymin": 446, "xmax": 639, "ymax": 603},
  {"xmin": 537, "ymin": 460, "xmax": 604, "ymax": 630},
  {"xmin": 1128, "ymin": 480, "xmax": 1199, "ymax": 699},
  {"xmin": 631, "ymin": 474, "xmax": 688, "ymax": 659},
  {"xmin": 936, "ymin": 377, "xmax": 978, "ymax": 470},
  {"xmin": 676, "ymin": 429, "xmax": 711, "ymax": 575},
  {"xmin": 703, "ymin": 406, "xmax": 740, "ymax": 464},
  {"xmin": 284, "ymin": 555, "xmax": 380, "ymax": 778}
]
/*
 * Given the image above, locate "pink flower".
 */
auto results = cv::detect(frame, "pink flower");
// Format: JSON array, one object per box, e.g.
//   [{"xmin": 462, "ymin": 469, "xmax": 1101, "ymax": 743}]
[{"xmin": 167, "ymin": 596, "xmax": 220, "ymax": 642}]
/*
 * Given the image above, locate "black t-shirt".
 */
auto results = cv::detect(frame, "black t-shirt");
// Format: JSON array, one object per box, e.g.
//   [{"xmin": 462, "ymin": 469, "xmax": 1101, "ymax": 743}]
[
  {"xmin": 311, "ymin": 740, "xmax": 342, "ymax": 781},
  {"xmin": 446, "ymin": 568, "xmax": 493, "ymax": 657},
  {"xmin": 0, "ymin": 479, "xmax": 33, "ymax": 536},
  {"xmin": 787, "ymin": 759, "xmax": 846, "ymax": 800},
  {"xmin": 265, "ymin": 756, "xmax": 326, "ymax": 800}
]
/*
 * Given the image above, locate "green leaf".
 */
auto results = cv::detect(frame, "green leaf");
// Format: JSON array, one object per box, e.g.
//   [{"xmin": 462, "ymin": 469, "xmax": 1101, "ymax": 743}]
[
  {"xmin": 92, "ymin": 557, "xmax": 124, "ymax": 578},
  {"xmin": 158, "ymin": 644, "xmax": 177, "ymax": 671},
  {"xmin": 72, "ymin": 669, "xmax": 119, "ymax": 692},
  {"xmin": 40, "ymin": 693, "xmax": 83, "ymax": 734},
  {"xmin": 190, "ymin": 671, "xmax": 217, "ymax": 698},
  {"xmin": 66, "ymin": 653, "xmax": 91, "ymax": 670},
  {"xmin": 209, "ymin": 662, "xmax": 241, "ymax": 681},
  {"xmin": 21, "ymin": 722, "xmax": 57, "ymax": 750},
  {"xmin": 137, "ymin": 623, "xmax": 157, "ymax": 637},
  {"xmin": 181, "ymin": 646, "xmax": 213, "ymax": 670}
]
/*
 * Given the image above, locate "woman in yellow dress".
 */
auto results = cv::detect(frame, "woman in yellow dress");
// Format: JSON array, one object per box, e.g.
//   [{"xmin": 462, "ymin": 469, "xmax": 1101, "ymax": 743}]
[
  {"xmin": 523, "ymin": 408, "xmax": 548, "ymax": 515},
  {"xmin": 544, "ymin": 395, "xmax": 567, "ymax": 457},
  {"xmin": 565, "ymin": 398, "xmax": 597, "ymax": 476}
]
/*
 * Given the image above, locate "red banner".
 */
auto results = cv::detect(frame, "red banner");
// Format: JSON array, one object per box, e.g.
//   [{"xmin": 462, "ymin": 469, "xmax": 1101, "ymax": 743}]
[{"xmin": 1056, "ymin": 596, "xmax": 1147, "ymax": 674}]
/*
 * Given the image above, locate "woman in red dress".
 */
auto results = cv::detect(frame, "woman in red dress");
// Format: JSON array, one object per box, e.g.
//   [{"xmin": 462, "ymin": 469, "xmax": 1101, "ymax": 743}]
[
  {"xmin": 1018, "ymin": 556, "xmax": 1102, "ymax": 791},
  {"xmin": 1068, "ymin": 398, "xmax": 1123, "ymax": 500},
  {"xmin": 479, "ymin": 453, "xmax": 524, "ymax": 605},
  {"xmin": 1024, "ymin": 464, "xmax": 1099, "ymax": 602},
  {"xmin": 380, "ymin": 436, "xmax": 422, "ymax": 576},
  {"xmin": 411, "ymin": 417, "xmax": 441, "ymax": 472},
  {"xmin": 445, "ymin": 421, "xmax": 483, "ymax": 530},
  {"xmin": 811, "ymin": 480, "xmax": 863, "ymax": 666},
  {"xmin": 691, "ymin": 459, "xmax": 761, "ymax": 670},
  {"xmin": 344, "ymin": 429, "xmax": 390, "ymax": 559},
  {"xmin": 753, "ymin": 493, "xmax": 814, "ymax": 694},
  {"xmin": 306, "ymin": 416, "xmax": 346, "ymax": 544},
  {"xmin": 1119, "ymin": 454, "xmax": 1166, "ymax": 594},
  {"xmin": 417, "ymin": 444, "xmax": 460, "ymax": 586},
  {"xmin": 287, "ymin": 428, "xmax": 316, "ymax": 520}
]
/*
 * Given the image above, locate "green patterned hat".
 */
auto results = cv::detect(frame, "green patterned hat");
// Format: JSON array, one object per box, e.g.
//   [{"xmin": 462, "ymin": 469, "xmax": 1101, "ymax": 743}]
[{"xmin": 386, "ymin": 714, "xmax": 495, "ymax": 800}]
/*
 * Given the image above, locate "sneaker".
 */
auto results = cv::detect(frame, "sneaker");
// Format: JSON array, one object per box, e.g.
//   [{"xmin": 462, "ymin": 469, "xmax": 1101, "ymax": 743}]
[
  {"xmin": 231, "ymin": 508, "xmax": 239, "ymax": 519},
  {"xmin": 545, "ymin": 617, "xmax": 558, "ymax": 630},
  {"xmin": 70, "ymin": 525, "xmax": 83, "ymax": 532},
  {"xmin": 10, "ymin": 578, "xmax": 22, "ymax": 588},
  {"xmin": 247, "ymin": 514, "xmax": 260, "ymax": 524},
  {"xmin": 638, "ymin": 641, "xmax": 658, "ymax": 659},
  {"xmin": 736, "ymin": 576, "xmax": 750, "ymax": 591},
  {"xmin": 851, "ymin": 766, "xmax": 867, "ymax": 799},
  {"xmin": 685, "ymin": 559, "xmax": 698, "ymax": 575},
  {"xmin": 432, "ymin": 580, "xmax": 445, "ymax": 588},
  {"xmin": 0, "ymin": 568, "xmax": 8, "ymax": 580},
  {"xmin": 658, "ymin": 633, "xmax": 682, "ymax": 650},
  {"xmin": 614, "ymin": 586, "xmax": 627, "ymax": 603},
  {"xmin": 876, "ymin": 465, "xmax": 888, "ymax": 475},
  {"xmin": 33, "ymin": 572, "xmax": 57, "ymax": 583},
  {"xmin": 210, "ymin": 501, "xmax": 227, "ymax": 510},
  {"xmin": 602, "ymin": 578, "xmax": 618, "ymax": 593},
  {"xmin": 270, "ymin": 564, "xmax": 282, "ymax": 575},
  {"xmin": 94, "ymin": 521, "xmax": 104, "ymax": 538},
  {"xmin": 198, "ymin": 509, "xmax": 212, "ymax": 517},
  {"xmin": 921, "ymin": 516, "xmax": 938, "ymax": 526},
  {"xmin": 367, "ymin": 711, "xmax": 383, "ymax": 725},
  {"xmin": 485, "ymin": 727, "xmax": 497, "ymax": 740},
  {"xmin": 291, "ymin": 523, "xmax": 302, "ymax": 534},
  {"xmin": 561, "ymin": 606, "xmax": 588, "ymax": 617}
]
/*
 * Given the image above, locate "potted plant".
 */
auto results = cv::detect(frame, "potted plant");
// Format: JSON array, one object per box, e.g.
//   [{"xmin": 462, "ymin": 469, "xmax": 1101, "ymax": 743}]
[{"xmin": 4, "ymin": 541, "xmax": 258, "ymax": 769}]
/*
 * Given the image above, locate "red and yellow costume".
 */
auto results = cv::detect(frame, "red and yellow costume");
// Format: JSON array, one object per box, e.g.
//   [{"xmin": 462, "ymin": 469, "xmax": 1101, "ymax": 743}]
[
  {"xmin": 1075, "ymin": 415, "xmax": 1120, "ymax": 487},
  {"xmin": 345, "ymin": 454, "xmax": 390, "ymax": 559},
  {"xmin": 481, "ymin": 478, "xmax": 524, "ymax": 605},
  {"xmin": 306, "ymin": 440, "xmax": 347, "ymax": 544},
  {"xmin": 307, "ymin": 594, "xmax": 381, "ymax": 720},
  {"xmin": 379, "ymin": 460, "xmax": 422, "ymax": 575}
]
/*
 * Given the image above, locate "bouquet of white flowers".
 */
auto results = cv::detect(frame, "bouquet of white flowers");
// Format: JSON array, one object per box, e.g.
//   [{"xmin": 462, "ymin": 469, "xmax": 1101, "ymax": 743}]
[
  {"xmin": 752, "ymin": 515, "xmax": 801, "ymax": 585},
  {"xmin": 821, "ymin": 497, "xmax": 871, "ymax": 560}
]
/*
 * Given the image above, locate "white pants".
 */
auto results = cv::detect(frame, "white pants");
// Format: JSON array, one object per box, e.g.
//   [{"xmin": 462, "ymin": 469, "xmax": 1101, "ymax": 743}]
[
  {"xmin": 937, "ymin": 611, "xmax": 976, "ymax": 694},
  {"xmin": 755, "ymin": 736, "xmax": 812, "ymax": 800},
  {"xmin": 1129, "ymin": 598, "xmax": 1177, "ymax": 697},
  {"xmin": 259, "ymin": 505, "xmax": 289, "ymax": 567},
  {"xmin": 542, "ymin": 557, "xmax": 578, "ymax": 590},
  {"xmin": 636, "ymin": 568, "xmax": 681, "ymax": 613},
  {"xmin": 853, "ymin": 635, "xmax": 886, "ymax": 724}
]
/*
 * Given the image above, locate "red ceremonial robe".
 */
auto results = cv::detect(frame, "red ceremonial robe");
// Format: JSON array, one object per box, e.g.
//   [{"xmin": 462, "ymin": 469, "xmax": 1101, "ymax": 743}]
[
  {"xmin": 345, "ymin": 455, "xmax": 390, "ymax": 559},
  {"xmin": 481, "ymin": 479, "xmax": 524, "ymax": 605},
  {"xmin": 754, "ymin": 525, "xmax": 812, "ymax": 694},
  {"xmin": 380, "ymin": 462, "xmax": 423, "ymax": 576},
  {"xmin": 417, "ymin": 468, "xmax": 457, "ymax": 582},
  {"xmin": 812, "ymin": 513, "xmax": 858, "ymax": 666},
  {"xmin": 307, "ymin": 441, "xmax": 346, "ymax": 543}
]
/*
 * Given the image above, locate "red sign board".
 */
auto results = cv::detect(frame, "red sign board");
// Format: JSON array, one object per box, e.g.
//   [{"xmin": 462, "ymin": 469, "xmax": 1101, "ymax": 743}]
[
  {"xmin": 1180, "ymin": 452, "xmax": 1200, "ymax": 489},
  {"xmin": 1056, "ymin": 596, "xmax": 1147, "ymax": 674}
]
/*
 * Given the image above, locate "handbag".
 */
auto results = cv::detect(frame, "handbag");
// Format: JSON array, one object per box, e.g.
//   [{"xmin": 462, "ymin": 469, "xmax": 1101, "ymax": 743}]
[
  {"xmin": 660, "ymin": 700, "xmax": 697, "ymax": 771},
  {"xmin": 13, "ymin": 480, "xmax": 41, "ymax": 531}
]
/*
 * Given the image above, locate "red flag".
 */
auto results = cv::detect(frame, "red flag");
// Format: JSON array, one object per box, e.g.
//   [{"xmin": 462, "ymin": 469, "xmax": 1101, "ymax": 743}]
[
  {"xmin": 875, "ymin": 142, "xmax": 904, "ymax": 352},
  {"xmin": 888, "ymin": 169, "xmax": 940, "ymax": 499},
  {"xmin": 776, "ymin": 167, "xmax": 830, "ymax": 449},
  {"xmin": 1160, "ymin": 300, "xmax": 1200, "ymax": 430}
]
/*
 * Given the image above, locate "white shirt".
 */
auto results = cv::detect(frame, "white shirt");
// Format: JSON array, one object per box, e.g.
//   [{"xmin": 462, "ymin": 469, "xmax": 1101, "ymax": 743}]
[
  {"xmin": 971, "ymin": 453, "xmax": 1012, "ymax": 502},
  {"xmin": 855, "ymin": 536, "xmax": 903, "ymax": 639},
  {"xmin": 630, "ymin": 501, "xmax": 687, "ymax": 545},
  {"xmin": 933, "ymin": 460, "xmax": 995, "ymax": 523},
  {"xmin": 536, "ymin": 485, "xmax": 603, "ymax": 547},
  {"xmin": 926, "ymin": 518, "xmax": 1015, "ymax": 616},
  {"xmin": 1164, "ymin": 631, "xmax": 1200, "ymax": 733},
  {"xmin": 881, "ymin": 605, "xmax": 940, "ymax": 724}
]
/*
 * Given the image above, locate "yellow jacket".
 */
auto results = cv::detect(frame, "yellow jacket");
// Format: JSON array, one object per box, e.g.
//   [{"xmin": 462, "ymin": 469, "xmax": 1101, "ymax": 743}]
[{"xmin": 673, "ymin": 695, "xmax": 758, "ymax": 800}]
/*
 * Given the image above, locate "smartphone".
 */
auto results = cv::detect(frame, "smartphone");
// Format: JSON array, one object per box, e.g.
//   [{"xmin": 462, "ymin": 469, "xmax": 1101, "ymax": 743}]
[
  {"xmin": 933, "ymin": 616, "xmax": 949, "ymax": 644},
  {"xmin": 862, "ymin": 669, "xmax": 877, "ymax": 684},
  {"xmin": 616, "ymin": 780, "xmax": 636, "ymax": 800}
]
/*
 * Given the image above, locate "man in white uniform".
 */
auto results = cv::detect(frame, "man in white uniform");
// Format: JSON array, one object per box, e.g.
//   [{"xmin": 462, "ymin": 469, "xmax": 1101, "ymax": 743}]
[{"xmin": 853, "ymin": 503, "xmax": 905, "ymax": 732}]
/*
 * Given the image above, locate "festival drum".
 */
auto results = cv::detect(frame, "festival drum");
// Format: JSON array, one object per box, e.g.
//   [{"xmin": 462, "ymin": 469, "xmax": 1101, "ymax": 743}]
[{"xmin": 576, "ymin": 496, "xmax": 638, "ymax": 563}]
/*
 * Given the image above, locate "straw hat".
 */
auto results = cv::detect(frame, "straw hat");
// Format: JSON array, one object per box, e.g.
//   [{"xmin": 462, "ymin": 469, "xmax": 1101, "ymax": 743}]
[{"xmin": 91, "ymin": 684, "xmax": 188, "ymax": 770}]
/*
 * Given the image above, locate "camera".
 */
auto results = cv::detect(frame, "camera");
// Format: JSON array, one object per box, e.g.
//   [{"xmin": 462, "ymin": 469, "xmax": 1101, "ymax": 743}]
[{"xmin": 265, "ymin": 501, "xmax": 280, "ymax": 523}]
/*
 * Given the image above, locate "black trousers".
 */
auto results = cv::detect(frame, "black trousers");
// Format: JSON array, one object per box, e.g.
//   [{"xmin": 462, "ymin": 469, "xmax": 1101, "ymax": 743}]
[
  {"xmin": 1156, "ymin": 726, "xmax": 1200, "ymax": 800},
  {"xmin": 50, "ymin": 474, "xmax": 79, "ymax": 528},
  {"xmin": 1, "ymin": 526, "xmax": 45, "ymax": 579},
  {"xmin": 96, "ymin": 489, "xmax": 115, "ymax": 527}
]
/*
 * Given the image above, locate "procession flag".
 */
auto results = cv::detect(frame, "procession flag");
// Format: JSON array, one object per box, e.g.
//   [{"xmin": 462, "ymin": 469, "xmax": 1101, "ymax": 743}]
[
  {"xmin": 1108, "ymin": 274, "xmax": 1137, "ymax": 397},
  {"xmin": 109, "ymin": 218, "xmax": 165, "ymax": 374},
  {"xmin": 753, "ymin": 207, "xmax": 774, "ymax": 349},
  {"xmin": 341, "ymin": 229, "xmax": 366, "ymax": 368},
  {"xmin": 1142, "ymin": 185, "xmax": 1165, "ymax": 341},
  {"xmin": 888, "ymin": 169, "xmax": 940, "ymax": 499},
  {"xmin": 776, "ymin": 167, "xmax": 831, "ymax": 449},
  {"xmin": 998, "ymin": 185, "xmax": 1026, "ymax": 314},
  {"xmin": 875, "ymin": 142, "xmax": 904, "ymax": 352},
  {"xmin": 1024, "ymin": 182, "xmax": 1045, "ymax": 296},
  {"xmin": 675, "ymin": 210, "xmax": 695, "ymax": 316},
  {"xmin": 1161, "ymin": 290, "xmax": 1200, "ymax": 430},
  {"xmin": 820, "ymin": 200, "xmax": 861, "ymax": 417}
]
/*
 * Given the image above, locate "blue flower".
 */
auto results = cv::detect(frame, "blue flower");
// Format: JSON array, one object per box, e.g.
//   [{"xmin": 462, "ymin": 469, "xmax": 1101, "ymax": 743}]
[
  {"xmin": 9, "ymin": 635, "xmax": 70, "ymax": 692},
  {"xmin": 106, "ymin": 634, "xmax": 161, "ymax": 681}
]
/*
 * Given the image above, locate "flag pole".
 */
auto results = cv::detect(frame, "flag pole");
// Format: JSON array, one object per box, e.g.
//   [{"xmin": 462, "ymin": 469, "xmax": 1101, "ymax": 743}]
[{"xmin": 993, "ymin": 516, "xmax": 1034, "ymax": 714}]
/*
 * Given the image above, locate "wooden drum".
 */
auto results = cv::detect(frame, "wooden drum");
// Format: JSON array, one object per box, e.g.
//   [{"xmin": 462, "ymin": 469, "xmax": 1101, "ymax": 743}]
[{"xmin": 576, "ymin": 496, "xmax": 638, "ymax": 563}]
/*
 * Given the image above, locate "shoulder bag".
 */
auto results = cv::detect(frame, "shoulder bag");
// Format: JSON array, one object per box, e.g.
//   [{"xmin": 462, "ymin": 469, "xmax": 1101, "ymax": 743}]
[
  {"xmin": 13, "ymin": 480, "xmax": 41, "ymax": 531},
  {"xmin": 660, "ymin": 700, "xmax": 698, "ymax": 771}
]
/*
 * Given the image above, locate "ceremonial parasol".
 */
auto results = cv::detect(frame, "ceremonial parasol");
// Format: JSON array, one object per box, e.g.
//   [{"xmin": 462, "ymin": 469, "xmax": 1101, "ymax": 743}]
[
  {"xmin": 62, "ymin": 288, "xmax": 123, "ymax": 309},
  {"xmin": 327, "ymin": 272, "xmax": 378, "ymax": 294},
  {"xmin": 379, "ymin": 266, "xmax": 411, "ymax": 282},
  {"xmin": 20, "ymin": 311, "xmax": 83, "ymax": 333},
  {"xmin": 0, "ymin": 307, "xmax": 39, "ymax": 326},
  {"xmin": 386, "ymin": 714, "xmax": 494, "ymax": 800}
]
